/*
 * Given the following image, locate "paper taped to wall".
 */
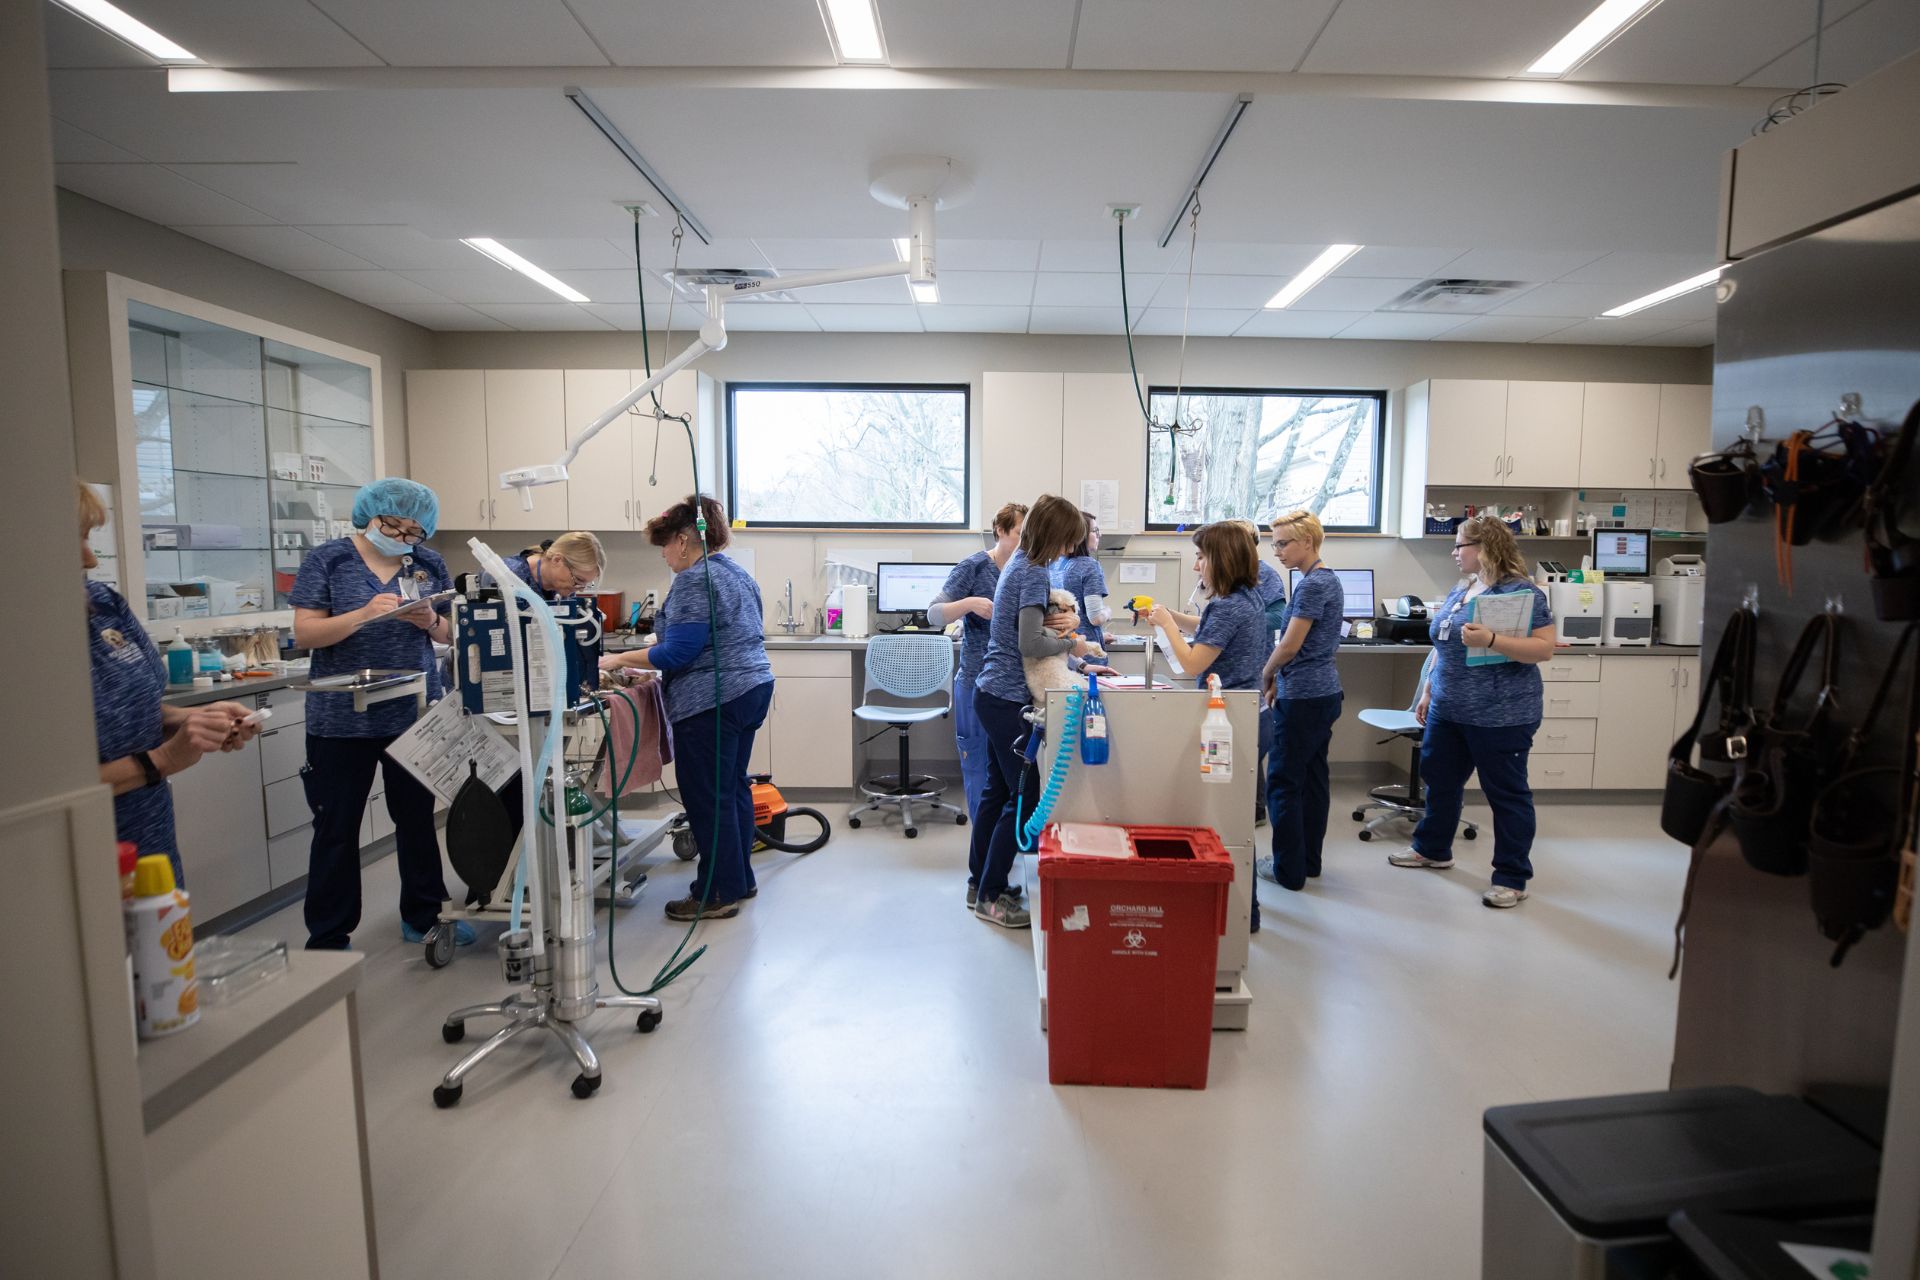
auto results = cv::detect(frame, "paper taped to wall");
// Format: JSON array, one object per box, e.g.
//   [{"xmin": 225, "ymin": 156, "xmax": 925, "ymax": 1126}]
[{"xmin": 1080, "ymin": 479, "xmax": 1120, "ymax": 530}]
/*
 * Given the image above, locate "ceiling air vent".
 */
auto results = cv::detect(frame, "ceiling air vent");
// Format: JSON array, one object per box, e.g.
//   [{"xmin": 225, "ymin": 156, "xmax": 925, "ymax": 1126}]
[
  {"xmin": 1384, "ymin": 278, "xmax": 1528, "ymax": 314},
  {"xmin": 660, "ymin": 267, "xmax": 794, "ymax": 302}
]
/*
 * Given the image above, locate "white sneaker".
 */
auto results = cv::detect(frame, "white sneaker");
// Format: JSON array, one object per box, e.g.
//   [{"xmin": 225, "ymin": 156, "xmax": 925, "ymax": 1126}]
[
  {"xmin": 1255, "ymin": 855, "xmax": 1279, "ymax": 883},
  {"xmin": 1387, "ymin": 847, "xmax": 1453, "ymax": 870},
  {"xmin": 1483, "ymin": 885, "xmax": 1529, "ymax": 909}
]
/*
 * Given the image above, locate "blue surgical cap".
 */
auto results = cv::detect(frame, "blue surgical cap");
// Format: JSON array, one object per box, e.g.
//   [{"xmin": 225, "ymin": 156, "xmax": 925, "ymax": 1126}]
[{"xmin": 351, "ymin": 477, "xmax": 439, "ymax": 537}]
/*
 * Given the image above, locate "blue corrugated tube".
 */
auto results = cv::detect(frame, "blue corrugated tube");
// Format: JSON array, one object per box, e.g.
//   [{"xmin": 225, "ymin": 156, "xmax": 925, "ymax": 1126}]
[{"xmin": 1017, "ymin": 690, "xmax": 1083, "ymax": 851}]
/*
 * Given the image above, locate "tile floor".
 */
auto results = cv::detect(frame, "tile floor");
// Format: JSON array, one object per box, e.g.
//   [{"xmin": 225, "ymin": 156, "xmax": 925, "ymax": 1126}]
[{"xmin": 232, "ymin": 786, "xmax": 1686, "ymax": 1280}]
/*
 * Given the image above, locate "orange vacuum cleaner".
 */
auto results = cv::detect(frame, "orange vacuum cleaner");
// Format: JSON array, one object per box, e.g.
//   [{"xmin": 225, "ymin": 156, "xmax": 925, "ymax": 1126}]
[{"xmin": 673, "ymin": 774, "xmax": 831, "ymax": 859}]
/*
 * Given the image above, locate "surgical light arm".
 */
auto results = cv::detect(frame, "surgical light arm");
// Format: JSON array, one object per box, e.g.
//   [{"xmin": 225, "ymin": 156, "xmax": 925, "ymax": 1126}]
[{"xmin": 499, "ymin": 198, "xmax": 937, "ymax": 510}]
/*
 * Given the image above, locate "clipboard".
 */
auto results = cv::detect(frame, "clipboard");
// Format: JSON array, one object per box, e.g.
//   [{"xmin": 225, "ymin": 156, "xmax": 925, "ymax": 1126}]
[
  {"xmin": 1465, "ymin": 592, "xmax": 1532, "ymax": 666},
  {"xmin": 345, "ymin": 588, "xmax": 454, "ymax": 634}
]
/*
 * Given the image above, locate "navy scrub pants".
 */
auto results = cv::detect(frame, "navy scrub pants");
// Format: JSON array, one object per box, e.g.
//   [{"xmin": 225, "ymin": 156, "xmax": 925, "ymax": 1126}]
[
  {"xmin": 302, "ymin": 733, "xmax": 450, "ymax": 949},
  {"xmin": 672, "ymin": 680, "xmax": 773, "ymax": 905},
  {"xmin": 1266, "ymin": 693, "xmax": 1343, "ymax": 892},
  {"xmin": 1411, "ymin": 713, "xmax": 1539, "ymax": 889},
  {"xmin": 954, "ymin": 670, "xmax": 993, "ymax": 824},
  {"xmin": 967, "ymin": 688, "xmax": 1040, "ymax": 903}
]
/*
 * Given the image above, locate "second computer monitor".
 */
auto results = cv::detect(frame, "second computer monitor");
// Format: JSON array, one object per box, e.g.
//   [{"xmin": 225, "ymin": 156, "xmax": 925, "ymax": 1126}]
[
  {"xmin": 1591, "ymin": 528, "xmax": 1651, "ymax": 577},
  {"xmin": 874, "ymin": 562, "xmax": 956, "ymax": 616},
  {"xmin": 1288, "ymin": 567, "xmax": 1377, "ymax": 619}
]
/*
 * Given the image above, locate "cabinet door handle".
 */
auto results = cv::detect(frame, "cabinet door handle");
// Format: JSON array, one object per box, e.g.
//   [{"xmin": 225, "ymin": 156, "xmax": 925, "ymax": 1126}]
[
  {"xmin": 489, "ymin": 498, "xmax": 496, "ymax": 521},
  {"xmin": 1649, "ymin": 456, "xmax": 1656, "ymax": 479},
  {"xmin": 1659, "ymin": 458, "xmax": 1667, "ymax": 479},
  {"xmin": 1495, "ymin": 452, "xmax": 1503, "ymax": 479},
  {"xmin": 1506, "ymin": 454, "xmax": 1515, "ymax": 477},
  {"xmin": 1668, "ymin": 668, "xmax": 1677, "ymax": 687},
  {"xmin": 478, "ymin": 498, "xmax": 485, "ymax": 521},
  {"xmin": 1681, "ymin": 668, "xmax": 1690, "ymax": 688}
]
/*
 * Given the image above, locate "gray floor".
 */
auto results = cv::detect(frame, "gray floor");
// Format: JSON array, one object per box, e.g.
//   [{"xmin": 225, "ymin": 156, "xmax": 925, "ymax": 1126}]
[{"xmin": 232, "ymin": 785, "xmax": 1686, "ymax": 1280}]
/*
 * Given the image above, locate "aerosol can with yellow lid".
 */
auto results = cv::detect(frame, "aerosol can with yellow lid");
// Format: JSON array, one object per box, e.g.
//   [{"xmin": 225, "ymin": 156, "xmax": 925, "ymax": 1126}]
[{"xmin": 126, "ymin": 855, "xmax": 199, "ymax": 1038}]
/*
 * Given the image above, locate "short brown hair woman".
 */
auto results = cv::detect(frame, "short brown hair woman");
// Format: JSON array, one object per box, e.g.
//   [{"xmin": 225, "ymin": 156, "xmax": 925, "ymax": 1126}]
[
  {"xmin": 926, "ymin": 502, "xmax": 1028, "ymax": 835},
  {"xmin": 601, "ymin": 495, "xmax": 772, "ymax": 920},
  {"xmin": 1388, "ymin": 514, "xmax": 1557, "ymax": 909}
]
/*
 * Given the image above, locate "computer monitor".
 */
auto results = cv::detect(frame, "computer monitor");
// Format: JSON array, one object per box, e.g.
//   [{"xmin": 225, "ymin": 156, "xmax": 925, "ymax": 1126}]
[
  {"xmin": 874, "ymin": 562, "xmax": 955, "ymax": 618},
  {"xmin": 1591, "ymin": 528, "xmax": 1651, "ymax": 577},
  {"xmin": 1288, "ymin": 567, "xmax": 1377, "ymax": 619}
]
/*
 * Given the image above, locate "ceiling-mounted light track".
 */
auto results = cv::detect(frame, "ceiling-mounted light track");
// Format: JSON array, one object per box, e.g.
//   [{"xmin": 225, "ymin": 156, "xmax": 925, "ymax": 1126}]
[
  {"xmin": 1158, "ymin": 93, "xmax": 1253, "ymax": 249},
  {"xmin": 1522, "ymin": 0, "xmax": 1666, "ymax": 78},
  {"xmin": 564, "ymin": 87, "xmax": 713, "ymax": 246}
]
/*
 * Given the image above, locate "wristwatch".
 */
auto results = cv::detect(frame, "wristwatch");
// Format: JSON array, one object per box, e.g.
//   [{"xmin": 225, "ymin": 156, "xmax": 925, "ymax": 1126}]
[{"xmin": 133, "ymin": 750, "xmax": 162, "ymax": 788}]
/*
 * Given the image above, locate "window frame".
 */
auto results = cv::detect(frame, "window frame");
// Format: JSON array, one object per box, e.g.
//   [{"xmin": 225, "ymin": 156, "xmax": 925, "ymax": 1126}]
[
  {"xmin": 1142, "ymin": 384, "xmax": 1389, "ymax": 534},
  {"xmin": 725, "ymin": 380, "xmax": 974, "ymax": 530}
]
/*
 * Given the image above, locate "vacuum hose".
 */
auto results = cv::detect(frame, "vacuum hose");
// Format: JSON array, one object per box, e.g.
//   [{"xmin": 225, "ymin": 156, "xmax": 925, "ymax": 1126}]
[
  {"xmin": 1017, "ymin": 690, "xmax": 1083, "ymax": 851},
  {"xmin": 756, "ymin": 806, "xmax": 832, "ymax": 854}
]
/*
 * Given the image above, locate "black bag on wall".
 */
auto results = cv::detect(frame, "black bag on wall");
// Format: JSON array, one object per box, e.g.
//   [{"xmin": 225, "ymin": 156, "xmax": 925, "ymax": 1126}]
[
  {"xmin": 1661, "ymin": 608, "xmax": 1756, "ymax": 847},
  {"xmin": 1727, "ymin": 612, "xmax": 1842, "ymax": 877}
]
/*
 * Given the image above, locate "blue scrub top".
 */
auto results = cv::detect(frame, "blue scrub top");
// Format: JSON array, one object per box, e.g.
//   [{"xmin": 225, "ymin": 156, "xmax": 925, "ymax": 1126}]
[
  {"xmin": 1047, "ymin": 555, "xmax": 1108, "ymax": 645},
  {"xmin": 938, "ymin": 551, "xmax": 1000, "ymax": 684},
  {"xmin": 290, "ymin": 538, "xmax": 451, "ymax": 738},
  {"xmin": 1191, "ymin": 587, "xmax": 1270, "ymax": 692},
  {"xmin": 87, "ymin": 581, "xmax": 176, "ymax": 862},
  {"xmin": 976, "ymin": 551, "xmax": 1054, "ymax": 704},
  {"xmin": 1277, "ymin": 566, "xmax": 1344, "ymax": 700},
  {"xmin": 1427, "ymin": 577, "xmax": 1554, "ymax": 727},
  {"xmin": 656, "ymin": 552, "xmax": 773, "ymax": 724}
]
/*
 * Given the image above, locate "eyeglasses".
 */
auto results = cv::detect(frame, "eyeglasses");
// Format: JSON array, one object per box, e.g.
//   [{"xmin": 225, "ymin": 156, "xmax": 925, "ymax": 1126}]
[
  {"xmin": 1273, "ymin": 537, "xmax": 1297, "ymax": 549},
  {"xmin": 376, "ymin": 516, "xmax": 425, "ymax": 545},
  {"xmin": 1453, "ymin": 540, "xmax": 1480, "ymax": 550}
]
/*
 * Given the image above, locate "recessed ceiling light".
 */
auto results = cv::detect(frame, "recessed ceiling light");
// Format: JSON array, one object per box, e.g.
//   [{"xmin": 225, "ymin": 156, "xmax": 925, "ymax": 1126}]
[
  {"xmin": 1600, "ymin": 266, "xmax": 1723, "ymax": 317},
  {"xmin": 53, "ymin": 0, "xmax": 201, "ymax": 63},
  {"xmin": 910, "ymin": 281, "xmax": 938, "ymax": 304},
  {"xmin": 1523, "ymin": 0, "xmax": 1665, "ymax": 78},
  {"xmin": 460, "ymin": 238, "xmax": 590, "ymax": 303},
  {"xmin": 1265, "ymin": 245, "xmax": 1363, "ymax": 310},
  {"xmin": 818, "ymin": 0, "xmax": 887, "ymax": 63}
]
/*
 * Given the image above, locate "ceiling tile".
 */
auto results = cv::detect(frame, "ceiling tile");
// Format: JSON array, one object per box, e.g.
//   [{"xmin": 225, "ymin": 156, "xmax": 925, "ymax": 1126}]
[
  {"xmin": 293, "ymin": 270, "xmax": 460, "ymax": 307},
  {"xmin": 564, "ymin": 0, "xmax": 833, "ymax": 65},
  {"xmin": 1188, "ymin": 243, "xmax": 1326, "ymax": 276},
  {"xmin": 576, "ymin": 304, "xmax": 686, "ymax": 330},
  {"xmin": 1232, "ymin": 310, "xmax": 1369, "ymax": 338},
  {"xmin": 1624, "ymin": 285, "xmax": 1721, "ymax": 324},
  {"xmin": 917, "ymin": 305, "xmax": 1033, "ymax": 333},
  {"xmin": 1740, "ymin": 0, "xmax": 1920, "ymax": 86},
  {"xmin": 298, "ymin": 224, "xmax": 482, "ymax": 270},
  {"xmin": 379, "ymin": 302, "xmax": 511, "ymax": 331},
  {"xmin": 43, "ymin": 7, "xmax": 155, "ymax": 68},
  {"xmin": 939, "ymin": 240, "xmax": 1042, "ymax": 271},
  {"xmin": 1301, "ymin": 0, "xmax": 1601, "ymax": 78},
  {"xmin": 1439, "ymin": 315, "xmax": 1578, "ymax": 343},
  {"xmin": 162, "ymin": 163, "xmax": 369, "ymax": 225},
  {"xmin": 1334, "ymin": 247, "xmax": 1467, "ymax": 279},
  {"xmin": 307, "ymin": 0, "xmax": 610, "ymax": 66},
  {"xmin": 1032, "ymin": 272, "xmax": 1162, "ymax": 308},
  {"xmin": 1290, "ymin": 276, "xmax": 1423, "ymax": 312},
  {"xmin": 792, "ymin": 276, "xmax": 917, "ymax": 305},
  {"xmin": 1039, "ymin": 240, "xmax": 1181, "ymax": 273},
  {"xmin": 1439, "ymin": 248, "xmax": 1610, "ymax": 282},
  {"xmin": 1131, "ymin": 308, "xmax": 1257, "ymax": 337},
  {"xmin": 1533, "ymin": 316, "xmax": 1694, "ymax": 345},
  {"xmin": 718, "ymin": 305, "xmax": 822, "ymax": 332},
  {"xmin": 471, "ymin": 303, "xmax": 615, "ymax": 330},
  {"xmin": 539, "ymin": 268, "xmax": 649, "ymax": 304},
  {"xmin": 1577, "ymin": 0, "xmax": 1890, "ymax": 87},
  {"xmin": 1557, "ymin": 251, "xmax": 1717, "ymax": 288},
  {"xmin": 51, "ymin": 119, "xmax": 144, "ymax": 163},
  {"xmin": 391, "ymin": 267, "xmax": 564, "ymax": 305},
  {"xmin": 753, "ymin": 239, "xmax": 898, "ymax": 270},
  {"xmin": 1028, "ymin": 307, "xmax": 1128, "ymax": 335},
  {"xmin": 936, "ymin": 272, "xmax": 1036, "ymax": 306},
  {"xmin": 801, "ymin": 304, "xmax": 925, "ymax": 332},
  {"xmin": 628, "ymin": 237, "xmax": 772, "ymax": 272},
  {"xmin": 1073, "ymin": 0, "xmax": 1342, "ymax": 70},
  {"xmin": 1493, "ymin": 280, "xmax": 1648, "ymax": 318},
  {"xmin": 55, "ymin": 163, "xmax": 275, "ymax": 225},
  {"xmin": 174, "ymin": 224, "xmax": 378, "ymax": 271},
  {"xmin": 1632, "ymin": 320, "xmax": 1718, "ymax": 347},
  {"xmin": 885, "ymin": 0, "xmax": 1078, "ymax": 68},
  {"xmin": 494, "ymin": 238, "xmax": 635, "ymax": 270},
  {"xmin": 1154, "ymin": 274, "xmax": 1289, "ymax": 309},
  {"xmin": 107, "ymin": 0, "xmax": 385, "ymax": 66},
  {"xmin": 1335, "ymin": 313, "xmax": 1471, "ymax": 341}
]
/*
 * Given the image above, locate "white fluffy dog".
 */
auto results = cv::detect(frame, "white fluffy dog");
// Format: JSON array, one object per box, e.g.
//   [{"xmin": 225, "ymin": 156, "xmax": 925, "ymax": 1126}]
[{"xmin": 1024, "ymin": 588, "xmax": 1104, "ymax": 705}]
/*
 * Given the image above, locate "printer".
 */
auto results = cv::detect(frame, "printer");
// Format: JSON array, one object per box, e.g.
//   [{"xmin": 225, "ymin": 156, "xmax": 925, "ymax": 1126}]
[
  {"xmin": 1548, "ymin": 580, "xmax": 1605, "ymax": 646},
  {"xmin": 1653, "ymin": 555, "xmax": 1706, "ymax": 646},
  {"xmin": 1378, "ymin": 595, "xmax": 1432, "ymax": 643},
  {"xmin": 1603, "ymin": 581, "xmax": 1655, "ymax": 646}
]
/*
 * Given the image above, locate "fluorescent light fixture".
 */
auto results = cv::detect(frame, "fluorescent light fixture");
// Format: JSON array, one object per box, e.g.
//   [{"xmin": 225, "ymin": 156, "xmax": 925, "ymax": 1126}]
[
  {"xmin": 1600, "ymin": 266, "xmax": 1723, "ymax": 318},
  {"xmin": 818, "ymin": 0, "xmax": 887, "ymax": 62},
  {"xmin": 460, "ymin": 238, "xmax": 590, "ymax": 303},
  {"xmin": 893, "ymin": 237, "xmax": 911, "ymax": 261},
  {"xmin": 1523, "ymin": 0, "xmax": 1665, "ymax": 77},
  {"xmin": 1264, "ymin": 244, "xmax": 1362, "ymax": 310},
  {"xmin": 53, "ymin": 0, "xmax": 200, "ymax": 62},
  {"xmin": 910, "ymin": 281, "xmax": 939, "ymax": 304}
]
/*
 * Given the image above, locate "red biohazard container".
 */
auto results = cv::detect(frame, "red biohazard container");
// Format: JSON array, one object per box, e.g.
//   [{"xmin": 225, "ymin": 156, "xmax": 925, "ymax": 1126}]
[{"xmin": 1037, "ymin": 823, "xmax": 1235, "ymax": 1089}]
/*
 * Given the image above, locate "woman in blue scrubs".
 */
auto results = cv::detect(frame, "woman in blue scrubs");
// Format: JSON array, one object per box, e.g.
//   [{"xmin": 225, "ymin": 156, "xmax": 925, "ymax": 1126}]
[
  {"xmin": 1257, "ymin": 511, "xmax": 1345, "ymax": 895},
  {"xmin": 291, "ymin": 478, "xmax": 460, "ymax": 951},
  {"xmin": 499, "ymin": 530, "xmax": 606, "ymax": 600},
  {"xmin": 1048, "ymin": 509, "xmax": 1111, "ymax": 649},
  {"xmin": 602, "ymin": 495, "xmax": 773, "ymax": 921},
  {"xmin": 926, "ymin": 501, "xmax": 1027, "ymax": 830},
  {"xmin": 80, "ymin": 483, "xmax": 256, "ymax": 878}
]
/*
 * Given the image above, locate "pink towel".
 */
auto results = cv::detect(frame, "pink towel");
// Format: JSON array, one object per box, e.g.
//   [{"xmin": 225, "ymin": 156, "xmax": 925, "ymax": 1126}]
[{"xmin": 597, "ymin": 680, "xmax": 673, "ymax": 795}]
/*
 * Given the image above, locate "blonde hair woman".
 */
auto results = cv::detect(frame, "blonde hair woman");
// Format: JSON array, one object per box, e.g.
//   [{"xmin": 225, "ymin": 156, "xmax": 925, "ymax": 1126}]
[
  {"xmin": 1388, "ymin": 515, "xmax": 1557, "ymax": 908},
  {"xmin": 1253, "ymin": 511, "xmax": 1346, "ymax": 902},
  {"xmin": 508, "ymin": 531, "xmax": 606, "ymax": 599}
]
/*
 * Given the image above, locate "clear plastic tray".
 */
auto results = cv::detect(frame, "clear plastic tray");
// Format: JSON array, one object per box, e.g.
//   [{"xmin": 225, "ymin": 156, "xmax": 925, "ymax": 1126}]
[{"xmin": 194, "ymin": 936, "xmax": 289, "ymax": 1006}]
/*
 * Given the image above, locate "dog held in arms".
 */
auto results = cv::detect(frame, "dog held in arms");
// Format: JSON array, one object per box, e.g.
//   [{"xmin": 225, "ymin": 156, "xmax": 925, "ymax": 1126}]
[{"xmin": 1024, "ymin": 589, "xmax": 1105, "ymax": 705}]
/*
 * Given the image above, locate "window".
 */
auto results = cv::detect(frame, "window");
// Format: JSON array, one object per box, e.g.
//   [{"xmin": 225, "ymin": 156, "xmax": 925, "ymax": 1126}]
[
  {"xmin": 727, "ymin": 383, "xmax": 970, "ymax": 528},
  {"xmin": 1144, "ymin": 386, "xmax": 1386, "ymax": 532}
]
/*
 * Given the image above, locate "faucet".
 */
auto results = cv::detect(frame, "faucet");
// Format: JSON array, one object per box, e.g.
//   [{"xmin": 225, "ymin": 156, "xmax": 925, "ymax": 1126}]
[{"xmin": 778, "ymin": 578, "xmax": 805, "ymax": 635}]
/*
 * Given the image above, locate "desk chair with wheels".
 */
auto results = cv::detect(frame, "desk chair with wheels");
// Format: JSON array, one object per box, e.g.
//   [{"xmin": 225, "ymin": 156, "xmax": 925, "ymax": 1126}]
[
  {"xmin": 849, "ymin": 634, "xmax": 966, "ymax": 839},
  {"xmin": 1351, "ymin": 651, "xmax": 1477, "ymax": 843}
]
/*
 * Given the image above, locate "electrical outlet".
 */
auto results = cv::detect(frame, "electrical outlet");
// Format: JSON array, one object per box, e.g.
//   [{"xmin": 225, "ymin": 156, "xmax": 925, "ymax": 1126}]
[{"xmin": 1106, "ymin": 203, "xmax": 1142, "ymax": 221}]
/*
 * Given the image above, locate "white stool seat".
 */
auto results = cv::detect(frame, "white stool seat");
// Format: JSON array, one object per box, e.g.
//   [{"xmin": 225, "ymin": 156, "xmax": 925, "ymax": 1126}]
[
  {"xmin": 1358, "ymin": 707, "xmax": 1421, "ymax": 736},
  {"xmin": 854, "ymin": 705, "xmax": 951, "ymax": 725}
]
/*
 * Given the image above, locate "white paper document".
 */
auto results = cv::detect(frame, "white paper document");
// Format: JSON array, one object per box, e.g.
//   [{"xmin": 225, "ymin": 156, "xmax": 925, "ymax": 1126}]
[
  {"xmin": 1079, "ymin": 479, "xmax": 1120, "ymax": 530},
  {"xmin": 1466, "ymin": 592, "xmax": 1533, "ymax": 667},
  {"xmin": 1118, "ymin": 561, "xmax": 1158, "ymax": 584},
  {"xmin": 385, "ymin": 694, "xmax": 521, "ymax": 807}
]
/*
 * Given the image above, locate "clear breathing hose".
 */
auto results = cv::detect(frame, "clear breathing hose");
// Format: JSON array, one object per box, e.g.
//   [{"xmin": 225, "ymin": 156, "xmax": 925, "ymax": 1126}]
[
  {"xmin": 469, "ymin": 538, "xmax": 569, "ymax": 949},
  {"xmin": 1017, "ymin": 690, "xmax": 1083, "ymax": 851}
]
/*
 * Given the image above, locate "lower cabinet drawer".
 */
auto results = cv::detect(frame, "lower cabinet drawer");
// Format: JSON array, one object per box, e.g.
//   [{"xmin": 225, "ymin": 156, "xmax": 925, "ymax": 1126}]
[
  {"xmin": 268, "ymin": 827, "xmax": 310, "ymax": 888},
  {"xmin": 1540, "ymin": 684, "xmax": 1602, "ymax": 720},
  {"xmin": 1540, "ymin": 655, "xmax": 1601, "ymax": 682},
  {"xmin": 1528, "ymin": 754, "xmax": 1594, "ymax": 790},
  {"xmin": 1534, "ymin": 718, "xmax": 1597, "ymax": 756},
  {"xmin": 264, "ymin": 775, "xmax": 312, "ymax": 838},
  {"xmin": 259, "ymin": 726, "xmax": 306, "ymax": 784}
]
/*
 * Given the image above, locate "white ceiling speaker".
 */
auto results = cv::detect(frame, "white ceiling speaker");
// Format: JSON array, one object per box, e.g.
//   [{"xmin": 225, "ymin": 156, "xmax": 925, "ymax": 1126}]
[{"xmin": 869, "ymin": 155, "xmax": 973, "ymax": 210}]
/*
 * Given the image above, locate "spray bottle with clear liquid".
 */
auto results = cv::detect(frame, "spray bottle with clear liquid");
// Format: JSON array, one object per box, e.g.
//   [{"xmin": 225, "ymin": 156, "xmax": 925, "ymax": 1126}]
[{"xmin": 1199, "ymin": 673, "xmax": 1232, "ymax": 784}]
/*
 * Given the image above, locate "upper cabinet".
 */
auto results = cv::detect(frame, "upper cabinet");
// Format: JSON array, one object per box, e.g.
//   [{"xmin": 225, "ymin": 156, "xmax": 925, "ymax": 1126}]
[
  {"xmin": 1502, "ymin": 381, "xmax": 1584, "ymax": 488},
  {"xmin": 1578, "ymin": 382, "xmax": 1663, "ymax": 489},
  {"xmin": 1422, "ymin": 380, "xmax": 1511, "ymax": 487},
  {"xmin": 406, "ymin": 370, "xmax": 490, "ymax": 530},
  {"xmin": 1655, "ymin": 384, "xmax": 1712, "ymax": 488},
  {"xmin": 483, "ymin": 371, "xmax": 568, "ymax": 533}
]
